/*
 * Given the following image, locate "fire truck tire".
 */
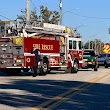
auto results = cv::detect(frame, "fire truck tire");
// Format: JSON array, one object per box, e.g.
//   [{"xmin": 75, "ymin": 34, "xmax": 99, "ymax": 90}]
[
  {"xmin": 71, "ymin": 61, "xmax": 78, "ymax": 73},
  {"xmin": 39, "ymin": 63, "xmax": 48, "ymax": 76},
  {"xmin": 40, "ymin": 58, "xmax": 49, "ymax": 75},
  {"xmin": 39, "ymin": 67, "xmax": 45, "ymax": 76}
]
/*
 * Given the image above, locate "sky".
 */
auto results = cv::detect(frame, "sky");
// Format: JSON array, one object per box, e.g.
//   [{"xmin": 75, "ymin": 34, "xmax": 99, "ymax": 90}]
[{"xmin": 0, "ymin": 0, "xmax": 110, "ymax": 43}]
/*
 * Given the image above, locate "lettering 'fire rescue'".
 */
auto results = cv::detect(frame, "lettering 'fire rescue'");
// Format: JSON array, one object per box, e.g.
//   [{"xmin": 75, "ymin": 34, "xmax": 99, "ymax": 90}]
[{"xmin": 33, "ymin": 44, "xmax": 53, "ymax": 50}]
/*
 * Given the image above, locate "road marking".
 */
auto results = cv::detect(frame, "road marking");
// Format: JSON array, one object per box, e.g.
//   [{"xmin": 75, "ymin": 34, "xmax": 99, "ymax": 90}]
[
  {"xmin": 30, "ymin": 77, "xmax": 98, "ymax": 110},
  {"xmin": 48, "ymin": 77, "xmax": 100, "ymax": 109},
  {"xmin": 30, "ymin": 72, "xmax": 110, "ymax": 110},
  {"xmin": 48, "ymin": 72, "xmax": 110, "ymax": 109}
]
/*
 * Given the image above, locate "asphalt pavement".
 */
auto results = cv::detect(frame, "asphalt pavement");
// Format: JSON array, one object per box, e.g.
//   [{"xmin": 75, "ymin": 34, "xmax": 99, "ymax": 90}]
[{"xmin": 0, "ymin": 67, "xmax": 110, "ymax": 110}]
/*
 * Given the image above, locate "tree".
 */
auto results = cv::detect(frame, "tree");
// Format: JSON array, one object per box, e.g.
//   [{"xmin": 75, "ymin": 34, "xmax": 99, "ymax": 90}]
[
  {"xmin": 84, "ymin": 39, "xmax": 104, "ymax": 54},
  {"xmin": 31, "ymin": 8, "xmax": 38, "ymax": 21},
  {"xmin": 40, "ymin": 6, "xmax": 60, "ymax": 24},
  {"xmin": 40, "ymin": 6, "xmax": 52, "ymax": 23},
  {"xmin": 17, "ymin": 9, "xmax": 27, "ymax": 21},
  {"xmin": 17, "ymin": 8, "xmax": 38, "ymax": 21},
  {"xmin": 17, "ymin": 5, "xmax": 60, "ymax": 24},
  {"xmin": 84, "ymin": 41, "xmax": 89, "ymax": 49},
  {"xmin": 50, "ymin": 11, "xmax": 60, "ymax": 24}
]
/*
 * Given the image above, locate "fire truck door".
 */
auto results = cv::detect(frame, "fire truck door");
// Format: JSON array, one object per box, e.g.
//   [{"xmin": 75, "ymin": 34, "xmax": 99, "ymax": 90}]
[{"xmin": 77, "ymin": 41, "xmax": 83, "ymax": 61}]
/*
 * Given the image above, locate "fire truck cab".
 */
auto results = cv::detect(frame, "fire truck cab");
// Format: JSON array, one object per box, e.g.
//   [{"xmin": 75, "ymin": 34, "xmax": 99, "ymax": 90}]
[{"xmin": 0, "ymin": 20, "xmax": 83, "ymax": 75}]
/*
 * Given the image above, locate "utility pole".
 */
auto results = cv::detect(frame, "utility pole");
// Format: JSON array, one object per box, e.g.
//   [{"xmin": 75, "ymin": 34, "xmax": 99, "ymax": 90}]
[
  {"xmin": 95, "ymin": 39, "xmax": 97, "ymax": 53},
  {"xmin": 92, "ymin": 41, "xmax": 94, "ymax": 49},
  {"xmin": 88, "ymin": 39, "xmax": 90, "ymax": 49},
  {"xmin": 59, "ymin": 0, "xmax": 62, "ymax": 25},
  {"xmin": 99, "ymin": 41, "xmax": 102, "ymax": 54},
  {"xmin": 26, "ymin": 0, "xmax": 30, "ymax": 21}
]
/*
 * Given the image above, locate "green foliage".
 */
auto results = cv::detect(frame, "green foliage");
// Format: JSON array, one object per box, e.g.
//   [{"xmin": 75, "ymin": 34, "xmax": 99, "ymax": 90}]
[
  {"xmin": 50, "ymin": 11, "xmax": 60, "ymax": 24},
  {"xmin": 31, "ymin": 8, "xmax": 38, "ymax": 21},
  {"xmin": 17, "ymin": 9, "xmax": 27, "ymax": 21},
  {"xmin": 40, "ymin": 6, "xmax": 52, "ymax": 23},
  {"xmin": 17, "ymin": 5, "xmax": 60, "ymax": 24}
]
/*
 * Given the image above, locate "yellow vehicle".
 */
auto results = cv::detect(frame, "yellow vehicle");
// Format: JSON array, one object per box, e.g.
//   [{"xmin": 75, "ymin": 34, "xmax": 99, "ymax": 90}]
[{"xmin": 103, "ymin": 44, "xmax": 110, "ymax": 53}]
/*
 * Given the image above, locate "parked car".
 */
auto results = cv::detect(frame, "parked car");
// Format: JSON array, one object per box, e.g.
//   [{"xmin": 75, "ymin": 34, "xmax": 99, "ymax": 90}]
[
  {"xmin": 97, "ymin": 53, "xmax": 110, "ymax": 68},
  {"xmin": 83, "ymin": 49, "xmax": 98, "ymax": 71}
]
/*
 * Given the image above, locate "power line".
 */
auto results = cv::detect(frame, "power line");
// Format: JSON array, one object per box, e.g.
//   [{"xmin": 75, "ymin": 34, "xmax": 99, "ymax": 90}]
[
  {"xmin": 30, "ymin": 0, "xmax": 39, "ymax": 11},
  {"xmin": 0, "ymin": 14, "xmax": 11, "ymax": 20},
  {"xmin": 29, "ymin": 0, "xmax": 110, "ymax": 21},
  {"xmin": 30, "ymin": 0, "xmax": 36, "ymax": 8},
  {"xmin": 1, "ymin": 1, "xmax": 110, "ymax": 21},
  {"xmin": 63, "ymin": 10, "xmax": 110, "ymax": 20},
  {"xmin": 37, "ymin": 0, "xmax": 48, "ymax": 6},
  {"xmin": 37, "ymin": 0, "xmax": 59, "ymax": 10}
]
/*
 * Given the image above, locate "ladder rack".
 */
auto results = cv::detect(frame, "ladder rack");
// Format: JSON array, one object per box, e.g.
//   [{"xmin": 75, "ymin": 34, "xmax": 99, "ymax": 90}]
[{"xmin": 25, "ymin": 21, "xmax": 67, "ymax": 37}]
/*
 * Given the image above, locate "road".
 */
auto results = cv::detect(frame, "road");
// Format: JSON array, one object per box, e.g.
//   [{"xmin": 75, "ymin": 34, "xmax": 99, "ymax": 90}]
[{"xmin": 0, "ymin": 67, "xmax": 110, "ymax": 110}]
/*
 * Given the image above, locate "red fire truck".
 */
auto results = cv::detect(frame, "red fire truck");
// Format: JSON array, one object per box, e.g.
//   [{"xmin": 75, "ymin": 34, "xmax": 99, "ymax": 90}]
[{"xmin": 0, "ymin": 20, "xmax": 83, "ymax": 75}]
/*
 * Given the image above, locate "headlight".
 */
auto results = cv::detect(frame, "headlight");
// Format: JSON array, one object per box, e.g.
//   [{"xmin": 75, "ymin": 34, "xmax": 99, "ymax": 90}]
[
  {"xmin": 1, "ymin": 44, "xmax": 4, "ymax": 47},
  {"xmin": 38, "ymin": 62, "xmax": 41, "ymax": 65},
  {"xmin": 2, "ymin": 48, "xmax": 6, "ymax": 51},
  {"xmin": 5, "ymin": 44, "xmax": 8, "ymax": 47}
]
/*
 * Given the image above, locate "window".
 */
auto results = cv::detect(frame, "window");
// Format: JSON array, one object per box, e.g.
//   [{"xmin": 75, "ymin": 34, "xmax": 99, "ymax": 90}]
[
  {"xmin": 73, "ymin": 41, "xmax": 76, "ymax": 49},
  {"xmin": 100, "ymin": 54, "xmax": 106, "ymax": 58},
  {"xmin": 83, "ymin": 50, "xmax": 95, "ymax": 56},
  {"xmin": 78, "ymin": 41, "xmax": 82, "ymax": 49},
  {"xmin": 107, "ymin": 54, "xmax": 110, "ymax": 57},
  {"xmin": 69, "ymin": 40, "xmax": 72, "ymax": 49},
  {"xmin": 90, "ymin": 51, "xmax": 95, "ymax": 56}
]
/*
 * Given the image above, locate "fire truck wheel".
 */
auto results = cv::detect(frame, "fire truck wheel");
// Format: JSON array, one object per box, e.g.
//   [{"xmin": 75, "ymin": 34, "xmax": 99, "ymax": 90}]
[
  {"xmin": 39, "ymin": 63, "xmax": 48, "ymax": 76},
  {"xmin": 71, "ymin": 61, "xmax": 78, "ymax": 73}
]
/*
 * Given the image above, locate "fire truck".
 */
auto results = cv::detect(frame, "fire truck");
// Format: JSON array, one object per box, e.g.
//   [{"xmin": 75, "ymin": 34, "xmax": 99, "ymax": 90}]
[{"xmin": 0, "ymin": 20, "xmax": 83, "ymax": 75}]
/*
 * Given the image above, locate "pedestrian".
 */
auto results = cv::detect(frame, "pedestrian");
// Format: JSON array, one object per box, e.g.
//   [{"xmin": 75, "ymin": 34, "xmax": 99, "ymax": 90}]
[{"xmin": 32, "ymin": 48, "xmax": 41, "ymax": 77}]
